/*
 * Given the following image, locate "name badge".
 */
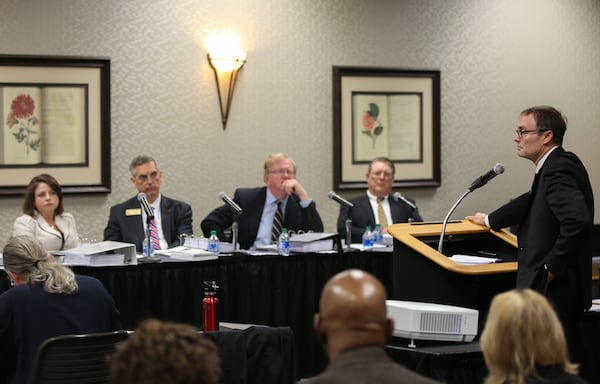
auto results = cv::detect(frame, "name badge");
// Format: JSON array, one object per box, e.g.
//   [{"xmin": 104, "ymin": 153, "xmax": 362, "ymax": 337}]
[{"xmin": 126, "ymin": 208, "xmax": 142, "ymax": 216}]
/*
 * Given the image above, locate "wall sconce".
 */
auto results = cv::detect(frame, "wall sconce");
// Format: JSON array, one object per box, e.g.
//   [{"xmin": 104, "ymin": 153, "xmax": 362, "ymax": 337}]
[{"xmin": 207, "ymin": 35, "xmax": 246, "ymax": 130}]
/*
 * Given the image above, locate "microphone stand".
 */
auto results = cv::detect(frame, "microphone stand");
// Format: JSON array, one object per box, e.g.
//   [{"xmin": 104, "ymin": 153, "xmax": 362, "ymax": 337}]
[
  {"xmin": 140, "ymin": 214, "xmax": 161, "ymax": 263},
  {"xmin": 231, "ymin": 211, "xmax": 240, "ymax": 251},
  {"xmin": 344, "ymin": 210, "xmax": 353, "ymax": 251},
  {"xmin": 437, "ymin": 189, "xmax": 471, "ymax": 255}
]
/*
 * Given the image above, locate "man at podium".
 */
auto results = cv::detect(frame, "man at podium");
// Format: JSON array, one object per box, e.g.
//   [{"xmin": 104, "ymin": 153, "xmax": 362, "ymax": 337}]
[
  {"xmin": 336, "ymin": 157, "xmax": 423, "ymax": 243},
  {"xmin": 467, "ymin": 106, "xmax": 594, "ymax": 370}
]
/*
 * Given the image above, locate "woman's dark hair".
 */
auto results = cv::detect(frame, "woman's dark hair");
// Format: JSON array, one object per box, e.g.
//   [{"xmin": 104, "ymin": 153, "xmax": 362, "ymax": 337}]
[{"xmin": 22, "ymin": 174, "xmax": 64, "ymax": 216}]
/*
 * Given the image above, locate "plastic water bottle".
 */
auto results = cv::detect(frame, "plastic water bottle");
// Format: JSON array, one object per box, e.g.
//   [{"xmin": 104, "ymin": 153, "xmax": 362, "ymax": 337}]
[
  {"xmin": 142, "ymin": 236, "xmax": 155, "ymax": 257},
  {"xmin": 362, "ymin": 226, "xmax": 374, "ymax": 251},
  {"xmin": 372, "ymin": 224, "xmax": 383, "ymax": 243},
  {"xmin": 278, "ymin": 228, "xmax": 290, "ymax": 256},
  {"xmin": 208, "ymin": 230, "xmax": 220, "ymax": 253}
]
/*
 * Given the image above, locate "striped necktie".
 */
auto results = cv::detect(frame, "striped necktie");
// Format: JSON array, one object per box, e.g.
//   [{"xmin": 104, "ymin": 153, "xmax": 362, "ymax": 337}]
[
  {"xmin": 149, "ymin": 207, "xmax": 161, "ymax": 250},
  {"xmin": 271, "ymin": 201, "xmax": 283, "ymax": 243},
  {"xmin": 377, "ymin": 197, "xmax": 388, "ymax": 228}
]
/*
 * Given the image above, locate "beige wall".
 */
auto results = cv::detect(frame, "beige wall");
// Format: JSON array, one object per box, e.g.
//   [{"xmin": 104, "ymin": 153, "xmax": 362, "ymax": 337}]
[{"xmin": 0, "ymin": 0, "xmax": 598, "ymax": 246}]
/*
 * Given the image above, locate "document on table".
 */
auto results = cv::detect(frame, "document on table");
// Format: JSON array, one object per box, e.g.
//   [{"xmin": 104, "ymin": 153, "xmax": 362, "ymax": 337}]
[{"xmin": 449, "ymin": 254, "xmax": 502, "ymax": 265}]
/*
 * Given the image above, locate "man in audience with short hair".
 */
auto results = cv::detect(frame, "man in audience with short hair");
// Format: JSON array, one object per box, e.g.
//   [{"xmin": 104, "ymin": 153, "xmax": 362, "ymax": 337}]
[
  {"xmin": 104, "ymin": 155, "xmax": 193, "ymax": 252},
  {"xmin": 300, "ymin": 269, "xmax": 440, "ymax": 383},
  {"xmin": 201, "ymin": 152, "xmax": 323, "ymax": 250}
]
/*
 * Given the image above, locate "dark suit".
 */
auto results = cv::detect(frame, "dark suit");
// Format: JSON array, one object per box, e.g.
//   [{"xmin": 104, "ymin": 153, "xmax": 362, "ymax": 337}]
[
  {"xmin": 103, "ymin": 195, "xmax": 193, "ymax": 252},
  {"xmin": 0, "ymin": 275, "xmax": 121, "ymax": 384},
  {"xmin": 488, "ymin": 147, "xmax": 594, "ymax": 362},
  {"xmin": 299, "ymin": 346, "xmax": 440, "ymax": 384},
  {"xmin": 337, "ymin": 194, "xmax": 423, "ymax": 243},
  {"xmin": 201, "ymin": 187, "xmax": 324, "ymax": 250}
]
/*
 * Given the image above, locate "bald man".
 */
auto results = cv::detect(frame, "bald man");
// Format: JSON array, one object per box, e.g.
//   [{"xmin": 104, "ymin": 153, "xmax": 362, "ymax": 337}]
[{"xmin": 301, "ymin": 269, "xmax": 440, "ymax": 384}]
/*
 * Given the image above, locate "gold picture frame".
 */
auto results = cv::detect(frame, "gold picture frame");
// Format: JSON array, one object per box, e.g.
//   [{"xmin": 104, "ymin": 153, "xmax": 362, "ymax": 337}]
[
  {"xmin": 333, "ymin": 66, "xmax": 440, "ymax": 190},
  {"xmin": 0, "ymin": 55, "xmax": 111, "ymax": 195}
]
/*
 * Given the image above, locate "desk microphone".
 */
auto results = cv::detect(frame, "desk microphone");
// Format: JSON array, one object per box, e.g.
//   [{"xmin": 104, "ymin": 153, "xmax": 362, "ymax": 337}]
[
  {"xmin": 137, "ymin": 192, "xmax": 154, "ymax": 219},
  {"xmin": 218, "ymin": 192, "xmax": 243, "ymax": 214},
  {"xmin": 393, "ymin": 192, "xmax": 417, "ymax": 209},
  {"xmin": 328, "ymin": 191, "xmax": 354, "ymax": 209}
]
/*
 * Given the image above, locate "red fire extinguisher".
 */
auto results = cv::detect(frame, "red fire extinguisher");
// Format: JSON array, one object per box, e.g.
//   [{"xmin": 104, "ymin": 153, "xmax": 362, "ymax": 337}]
[{"xmin": 202, "ymin": 281, "xmax": 219, "ymax": 331}]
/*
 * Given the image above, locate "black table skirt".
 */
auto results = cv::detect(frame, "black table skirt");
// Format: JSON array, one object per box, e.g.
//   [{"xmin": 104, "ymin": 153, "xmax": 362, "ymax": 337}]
[{"xmin": 1, "ymin": 251, "xmax": 393, "ymax": 379}]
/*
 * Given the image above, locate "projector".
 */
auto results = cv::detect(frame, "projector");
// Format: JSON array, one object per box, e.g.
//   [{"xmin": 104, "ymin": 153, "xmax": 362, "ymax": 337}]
[{"xmin": 386, "ymin": 300, "xmax": 478, "ymax": 344}]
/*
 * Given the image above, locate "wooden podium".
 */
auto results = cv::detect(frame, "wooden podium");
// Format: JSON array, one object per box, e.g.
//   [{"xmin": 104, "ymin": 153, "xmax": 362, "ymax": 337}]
[{"xmin": 387, "ymin": 220, "xmax": 518, "ymax": 330}]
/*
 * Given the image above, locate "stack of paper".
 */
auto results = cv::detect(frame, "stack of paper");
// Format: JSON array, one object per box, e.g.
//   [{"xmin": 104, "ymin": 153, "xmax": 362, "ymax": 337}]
[
  {"xmin": 61, "ymin": 241, "xmax": 137, "ymax": 266},
  {"xmin": 183, "ymin": 237, "xmax": 235, "ymax": 253},
  {"xmin": 449, "ymin": 254, "xmax": 502, "ymax": 265},
  {"xmin": 62, "ymin": 253, "xmax": 128, "ymax": 267},
  {"xmin": 289, "ymin": 232, "xmax": 336, "ymax": 253},
  {"xmin": 155, "ymin": 246, "xmax": 219, "ymax": 261}
]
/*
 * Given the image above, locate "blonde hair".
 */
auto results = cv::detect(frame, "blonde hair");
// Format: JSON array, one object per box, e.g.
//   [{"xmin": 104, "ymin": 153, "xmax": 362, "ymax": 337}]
[
  {"xmin": 263, "ymin": 153, "xmax": 296, "ymax": 174},
  {"xmin": 481, "ymin": 289, "xmax": 578, "ymax": 384},
  {"xmin": 2, "ymin": 235, "xmax": 78, "ymax": 294}
]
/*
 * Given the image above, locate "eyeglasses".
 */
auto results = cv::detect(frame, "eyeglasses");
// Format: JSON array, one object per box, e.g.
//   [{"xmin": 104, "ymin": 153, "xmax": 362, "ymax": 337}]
[
  {"xmin": 370, "ymin": 170, "xmax": 393, "ymax": 178},
  {"xmin": 515, "ymin": 129, "xmax": 548, "ymax": 139},
  {"xmin": 268, "ymin": 169, "xmax": 296, "ymax": 176},
  {"xmin": 135, "ymin": 171, "xmax": 160, "ymax": 182}
]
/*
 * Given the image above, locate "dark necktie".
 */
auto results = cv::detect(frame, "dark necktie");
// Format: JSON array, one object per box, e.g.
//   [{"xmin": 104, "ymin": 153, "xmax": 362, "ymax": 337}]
[{"xmin": 271, "ymin": 201, "xmax": 283, "ymax": 243}]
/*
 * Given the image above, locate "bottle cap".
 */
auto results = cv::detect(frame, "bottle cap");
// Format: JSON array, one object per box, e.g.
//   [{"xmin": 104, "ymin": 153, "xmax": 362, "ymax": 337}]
[{"xmin": 203, "ymin": 280, "xmax": 219, "ymax": 292}]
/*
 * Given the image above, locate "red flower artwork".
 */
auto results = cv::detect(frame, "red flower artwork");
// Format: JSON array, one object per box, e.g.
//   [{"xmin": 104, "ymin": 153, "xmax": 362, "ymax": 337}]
[
  {"xmin": 6, "ymin": 93, "xmax": 41, "ymax": 155},
  {"xmin": 361, "ymin": 103, "xmax": 384, "ymax": 149},
  {"xmin": 11, "ymin": 94, "xmax": 36, "ymax": 118}
]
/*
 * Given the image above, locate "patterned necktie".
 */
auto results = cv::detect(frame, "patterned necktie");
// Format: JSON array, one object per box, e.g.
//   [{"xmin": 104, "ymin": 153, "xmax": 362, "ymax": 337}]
[
  {"xmin": 271, "ymin": 201, "xmax": 284, "ymax": 243},
  {"xmin": 149, "ymin": 207, "xmax": 161, "ymax": 250},
  {"xmin": 377, "ymin": 197, "xmax": 388, "ymax": 228}
]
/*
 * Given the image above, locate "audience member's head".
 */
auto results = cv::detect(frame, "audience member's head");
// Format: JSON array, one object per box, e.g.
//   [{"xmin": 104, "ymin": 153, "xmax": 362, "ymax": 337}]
[
  {"xmin": 314, "ymin": 269, "xmax": 392, "ymax": 360},
  {"xmin": 22, "ymin": 173, "xmax": 64, "ymax": 217},
  {"xmin": 366, "ymin": 157, "xmax": 395, "ymax": 198},
  {"xmin": 481, "ymin": 288, "xmax": 578, "ymax": 384},
  {"xmin": 3, "ymin": 235, "xmax": 77, "ymax": 294},
  {"xmin": 108, "ymin": 319, "xmax": 220, "ymax": 384},
  {"xmin": 129, "ymin": 155, "xmax": 163, "ymax": 203}
]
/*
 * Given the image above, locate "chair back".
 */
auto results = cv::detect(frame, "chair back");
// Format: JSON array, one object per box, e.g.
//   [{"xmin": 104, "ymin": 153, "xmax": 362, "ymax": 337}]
[{"xmin": 28, "ymin": 330, "xmax": 128, "ymax": 384}]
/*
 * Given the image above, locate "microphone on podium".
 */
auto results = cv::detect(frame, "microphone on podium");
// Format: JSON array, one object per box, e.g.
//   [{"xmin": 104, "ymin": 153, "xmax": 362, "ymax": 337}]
[{"xmin": 438, "ymin": 163, "xmax": 506, "ymax": 254}]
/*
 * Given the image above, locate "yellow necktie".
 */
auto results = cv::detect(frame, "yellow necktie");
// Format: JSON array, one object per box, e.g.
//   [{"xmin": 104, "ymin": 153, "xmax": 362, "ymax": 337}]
[{"xmin": 377, "ymin": 198, "xmax": 388, "ymax": 228}]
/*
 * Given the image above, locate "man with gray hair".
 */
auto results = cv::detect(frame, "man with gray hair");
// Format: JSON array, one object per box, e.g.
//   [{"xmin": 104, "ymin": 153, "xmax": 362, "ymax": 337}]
[{"xmin": 104, "ymin": 155, "xmax": 193, "ymax": 252}]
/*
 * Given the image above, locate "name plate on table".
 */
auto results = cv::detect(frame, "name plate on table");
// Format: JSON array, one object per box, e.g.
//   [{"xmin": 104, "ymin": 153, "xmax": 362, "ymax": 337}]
[{"xmin": 60, "ymin": 241, "xmax": 137, "ymax": 266}]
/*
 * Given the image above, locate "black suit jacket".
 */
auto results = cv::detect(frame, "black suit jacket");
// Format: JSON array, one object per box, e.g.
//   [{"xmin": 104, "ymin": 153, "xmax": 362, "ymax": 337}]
[
  {"xmin": 103, "ymin": 195, "xmax": 193, "ymax": 252},
  {"xmin": 0, "ymin": 275, "xmax": 121, "ymax": 384},
  {"xmin": 489, "ymin": 147, "xmax": 594, "ymax": 314},
  {"xmin": 201, "ymin": 186, "xmax": 324, "ymax": 250},
  {"xmin": 337, "ymin": 194, "xmax": 423, "ymax": 243}
]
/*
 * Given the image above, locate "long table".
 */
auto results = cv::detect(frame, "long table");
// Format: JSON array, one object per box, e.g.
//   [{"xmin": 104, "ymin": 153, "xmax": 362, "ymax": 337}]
[{"xmin": 1, "ymin": 250, "xmax": 394, "ymax": 379}]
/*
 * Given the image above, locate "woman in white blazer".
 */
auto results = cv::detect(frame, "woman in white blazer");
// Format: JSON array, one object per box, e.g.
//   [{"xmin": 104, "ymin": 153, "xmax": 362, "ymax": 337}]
[{"xmin": 13, "ymin": 174, "xmax": 80, "ymax": 251}]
